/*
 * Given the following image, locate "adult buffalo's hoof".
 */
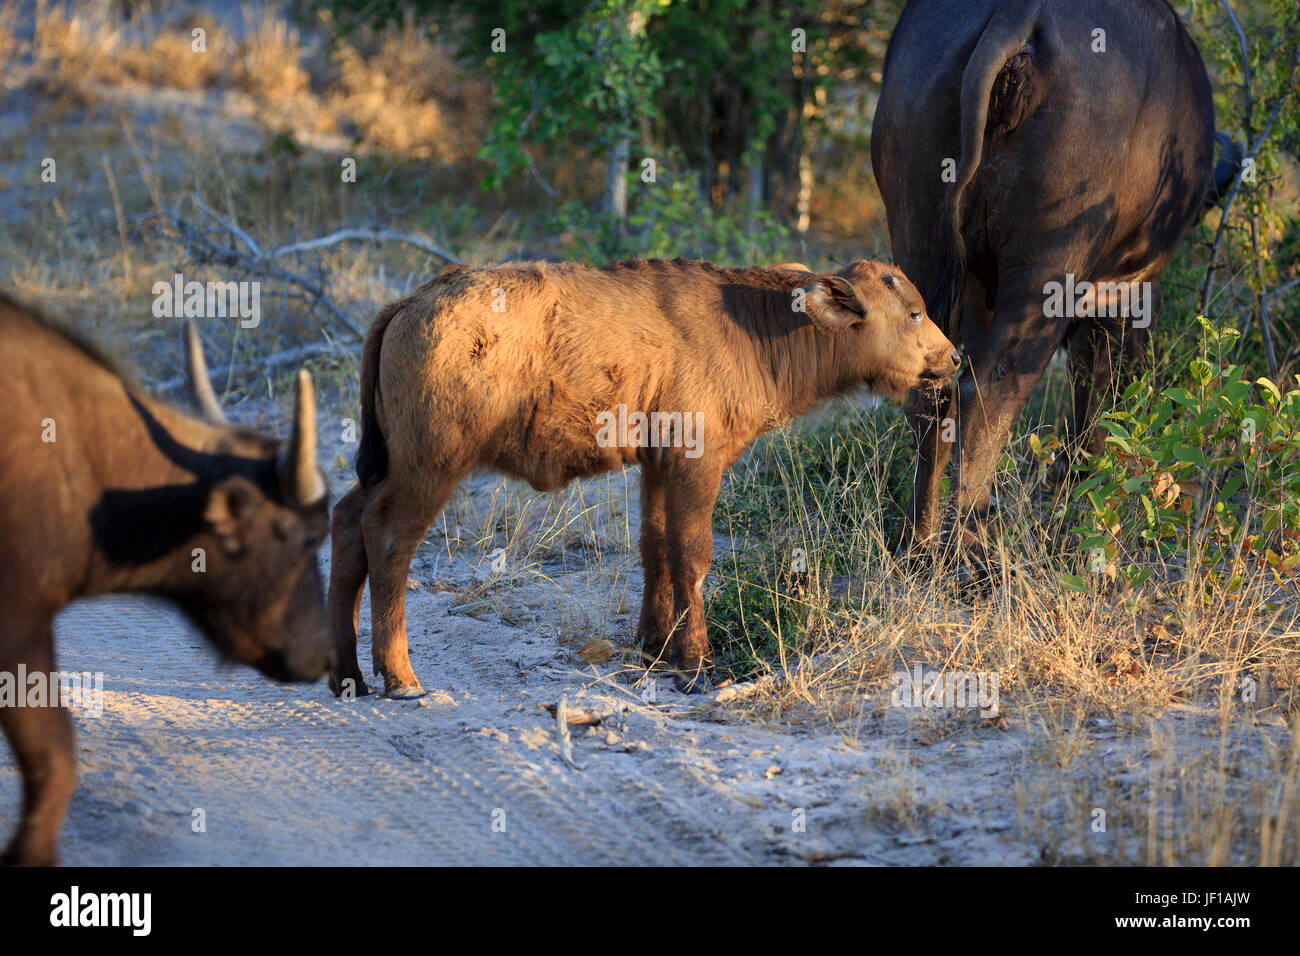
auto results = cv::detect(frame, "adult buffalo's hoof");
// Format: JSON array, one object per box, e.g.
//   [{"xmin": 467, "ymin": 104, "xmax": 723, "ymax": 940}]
[
  {"xmin": 329, "ymin": 667, "xmax": 372, "ymax": 699},
  {"xmin": 384, "ymin": 682, "xmax": 425, "ymax": 700},
  {"xmin": 674, "ymin": 670, "xmax": 713, "ymax": 695},
  {"xmin": 892, "ymin": 546, "xmax": 938, "ymax": 574},
  {"xmin": 955, "ymin": 561, "xmax": 993, "ymax": 598}
]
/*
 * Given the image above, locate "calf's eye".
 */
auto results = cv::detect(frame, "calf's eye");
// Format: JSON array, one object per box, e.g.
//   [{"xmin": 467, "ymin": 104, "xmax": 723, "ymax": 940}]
[{"xmin": 909, "ymin": 311, "xmax": 922, "ymax": 325}]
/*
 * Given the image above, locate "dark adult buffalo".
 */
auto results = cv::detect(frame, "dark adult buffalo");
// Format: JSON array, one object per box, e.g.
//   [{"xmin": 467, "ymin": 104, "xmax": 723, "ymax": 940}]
[
  {"xmin": 0, "ymin": 294, "xmax": 334, "ymax": 865},
  {"xmin": 872, "ymin": 0, "xmax": 1232, "ymax": 564}
]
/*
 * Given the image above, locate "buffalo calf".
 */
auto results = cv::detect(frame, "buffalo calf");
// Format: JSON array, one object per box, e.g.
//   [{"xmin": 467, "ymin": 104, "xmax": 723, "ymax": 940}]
[
  {"xmin": 0, "ymin": 294, "xmax": 333, "ymax": 865},
  {"xmin": 329, "ymin": 258, "xmax": 959, "ymax": 698}
]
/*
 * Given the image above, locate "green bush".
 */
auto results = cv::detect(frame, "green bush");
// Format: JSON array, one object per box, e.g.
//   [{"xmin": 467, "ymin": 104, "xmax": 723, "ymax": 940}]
[{"xmin": 1065, "ymin": 317, "xmax": 1300, "ymax": 597}]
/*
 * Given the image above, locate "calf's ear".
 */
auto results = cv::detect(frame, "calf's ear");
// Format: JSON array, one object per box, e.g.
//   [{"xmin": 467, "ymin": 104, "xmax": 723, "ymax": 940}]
[
  {"xmin": 802, "ymin": 276, "xmax": 868, "ymax": 332},
  {"xmin": 203, "ymin": 476, "xmax": 264, "ymax": 555}
]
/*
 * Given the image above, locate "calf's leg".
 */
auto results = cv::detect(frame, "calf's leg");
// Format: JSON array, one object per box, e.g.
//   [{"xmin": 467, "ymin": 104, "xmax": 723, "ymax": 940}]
[
  {"xmin": 361, "ymin": 473, "xmax": 462, "ymax": 698},
  {"xmin": 1, "ymin": 627, "xmax": 76, "ymax": 866},
  {"xmin": 327, "ymin": 482, "xmax": 372, "ymax": 698},
  {"xmin": 663, "ymin": 464, "xmax": 723, "ymax": 694},
  {"xmin": 636, "ymin": 465, "xmax": 673, "ymax": 665}
]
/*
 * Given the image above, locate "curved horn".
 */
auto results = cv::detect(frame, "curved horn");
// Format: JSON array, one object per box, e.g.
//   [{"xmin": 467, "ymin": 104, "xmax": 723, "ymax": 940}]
[
  {"xmin": 280, "ymin": 368, "xmax": 327, "ymax": 506},
  {"xmin": 184, "ymin": 321, "xmax": 227, "ymax": 425}
]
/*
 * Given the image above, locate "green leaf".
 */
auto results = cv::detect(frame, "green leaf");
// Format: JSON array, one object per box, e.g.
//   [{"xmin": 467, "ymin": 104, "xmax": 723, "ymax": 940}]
[
  {"xmin": 1257, "ymin": 377, "xmax": 1282, "ymax": 405},
  {"xmin": 1141, "ymin": 494, "xmax": 1156, "ymax": 527},
  {"xmin": 1127, "ymin": 568, "xmax": 1154, "ymax": 587}
]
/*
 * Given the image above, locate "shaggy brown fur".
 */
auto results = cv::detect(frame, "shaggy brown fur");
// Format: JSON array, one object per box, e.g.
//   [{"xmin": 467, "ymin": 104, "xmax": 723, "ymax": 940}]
[
  {"xmin": 0, "ymin": 294, "xmax": 334, "ymax": 865},
  {"xmin": 329, "ymin": 258, "xmax": 958, "ymax": 698}
]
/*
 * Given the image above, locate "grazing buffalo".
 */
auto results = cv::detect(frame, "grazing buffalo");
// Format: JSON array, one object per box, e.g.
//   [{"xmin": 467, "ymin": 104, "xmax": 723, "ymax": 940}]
[
  {"xmin": 0, "ymin": 294, "xmax": 334, "ymax": 865},
  {"xmin": 872, "ymin": 0, "xmax": 1228, "ymax": 565},
  {"xmin": 328, "ymin": 258, "xmax": 960, "ymax": 698}
]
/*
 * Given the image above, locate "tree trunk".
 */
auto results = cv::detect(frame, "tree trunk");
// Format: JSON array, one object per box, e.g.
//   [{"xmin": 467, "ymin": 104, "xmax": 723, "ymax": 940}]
[
  {"xmin": 601, "ymin": 7, "xmax": 647, "ymax": 224},
  {"xmin": 604, "ymin": 136, "xmax": 630, "ymax": 220}
]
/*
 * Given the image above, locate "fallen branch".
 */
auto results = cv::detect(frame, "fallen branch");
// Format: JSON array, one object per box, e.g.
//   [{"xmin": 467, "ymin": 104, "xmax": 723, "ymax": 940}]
[
  {"xmin": 145, "ymin": 207, "xmax": 368, "ymax": 339},
  {"xmin": 539, "ymin": 702, "xmax": 607, "ymax": 726},
  {"xmin": 193, "ymin": 194, "xmax": 461, "ymax": 265},
  {"xmin": 707, "ymin": 655, "xmax": 826, "ymax": 706},
  {"xmin": 264, "ymin": 227, "xmax": 461, "ymax": 265},
  {"xmin": 147, "ymin": 340, "xmax": 361, "ymax": 395},
  {"xmin": 142, "ymin": 198, "xmax": 462, "ymax": 355}
]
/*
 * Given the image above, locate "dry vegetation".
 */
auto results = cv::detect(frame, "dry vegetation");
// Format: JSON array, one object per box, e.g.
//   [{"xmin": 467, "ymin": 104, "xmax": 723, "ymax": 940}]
[{"xmin": 4, "ymin": 0, "xmax": 1298, "ymax": 864}]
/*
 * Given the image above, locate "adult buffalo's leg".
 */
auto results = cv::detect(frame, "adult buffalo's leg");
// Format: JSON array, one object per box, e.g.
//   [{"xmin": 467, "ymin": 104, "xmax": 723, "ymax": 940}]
[
  {"xmin": 897, "ymin": 382, "xmax": 957, "ymax": 556},
  {"xmin": 897, "ymin": 283, "xmax": 988, "ymax": 557},
  {"xmin": 1049, "ymin": 320, "xmax": 1108, "ymax": 487},
  {"xmin": 636, "ymin": 464, "xmax": 673, "ymax": 666},
  {"xmin": 0, "ymin": 627, "xmax": 76, "ymax": 866},
  {"xmin": 662, "ymin": 460, "xmax": 724, "ymax": 694},
  {"xmin": 1119, "ymin": 278, "xmax": 1157, "ymax": 388},
  {"xmin": 360, "ymin": 472, "xmax": 461, "ymax": 698},
  {"xmin": 952, "ymin": 289, "xmax": 1070, "ymax": 572},
  {"xmin": 327, "ymin": 482, "xmax": 372, "ymax": 698},
  {"xmin": 1056, "ymin": 283, "xmax": 1158, "ymax": 485}
]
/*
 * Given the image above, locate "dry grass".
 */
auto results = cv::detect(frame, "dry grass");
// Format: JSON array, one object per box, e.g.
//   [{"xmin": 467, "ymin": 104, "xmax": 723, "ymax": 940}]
[
  {"xmin": 691, "ymin": 400, "xmax": 1300, "ymax": 863},
  {"xmin": 20, "ymin": 2, "xmax": 486, "ymax": 159}
]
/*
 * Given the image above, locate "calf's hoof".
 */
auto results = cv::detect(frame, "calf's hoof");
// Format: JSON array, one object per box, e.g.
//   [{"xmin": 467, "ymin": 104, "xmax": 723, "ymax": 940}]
[
  {"xmin": 384, "ymin": 681, "xmax": 425, "ymax": 700},
  {"xmin": 637, "ymin": 642, "xmax": 670, "ymax": 667},
  {"xmin": 892, "ymin": 545, "xmax": 938, "ymax": 574},
  {"xmin": 674, "ymin": 670, "xmax": 713, "ymax": 695}
]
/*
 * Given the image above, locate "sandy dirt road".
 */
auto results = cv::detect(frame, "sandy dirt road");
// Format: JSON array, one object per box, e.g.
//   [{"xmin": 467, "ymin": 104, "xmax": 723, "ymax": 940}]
[
  {"xmin": 3, "ymin": 517, "xmax": 1288, "ymax": 865},
  {"xmin": 0, "ymin": 558, "xmax": 1047, "ymax": 866}
]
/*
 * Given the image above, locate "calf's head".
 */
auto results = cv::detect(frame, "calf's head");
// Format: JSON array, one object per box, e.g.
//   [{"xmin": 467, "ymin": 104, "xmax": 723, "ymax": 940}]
[
  {"xmin": 174, "ymin": 325, "xmax": 334, "ymax": 683},
  {"xmin": 800, "ymin": 260, "xmax": 960, "ymax": 400}
]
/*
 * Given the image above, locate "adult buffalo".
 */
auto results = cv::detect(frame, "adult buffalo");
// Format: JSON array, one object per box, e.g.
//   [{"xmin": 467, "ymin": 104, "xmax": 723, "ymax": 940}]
[
  {"xmin": 0, "ymin": 296, "xmax": 334, "ymax": 865},
  {"xmin": 872, "ymin": 0, "xmax": 1232, "ymax": 565}
]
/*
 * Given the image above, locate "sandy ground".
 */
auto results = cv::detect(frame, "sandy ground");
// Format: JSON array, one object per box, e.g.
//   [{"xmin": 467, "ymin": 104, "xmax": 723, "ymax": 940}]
[
  {"xmin": 3, "ymin": 444, "xmax": 1290, "ymax": 866},
  {"xmin": 4, "ymin": 571, "xmax": 1031, "ymax": 867}
]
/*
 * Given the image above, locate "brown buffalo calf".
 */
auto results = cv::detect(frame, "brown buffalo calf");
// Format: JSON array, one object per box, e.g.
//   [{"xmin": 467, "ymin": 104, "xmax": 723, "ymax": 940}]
[
  {"xmin": 0, "ymin": 294, "xmax": 334, "ymax": 865},
  {"xmin": 329, "ymin": 257, "xmax": 959, "ymax": 698}
]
